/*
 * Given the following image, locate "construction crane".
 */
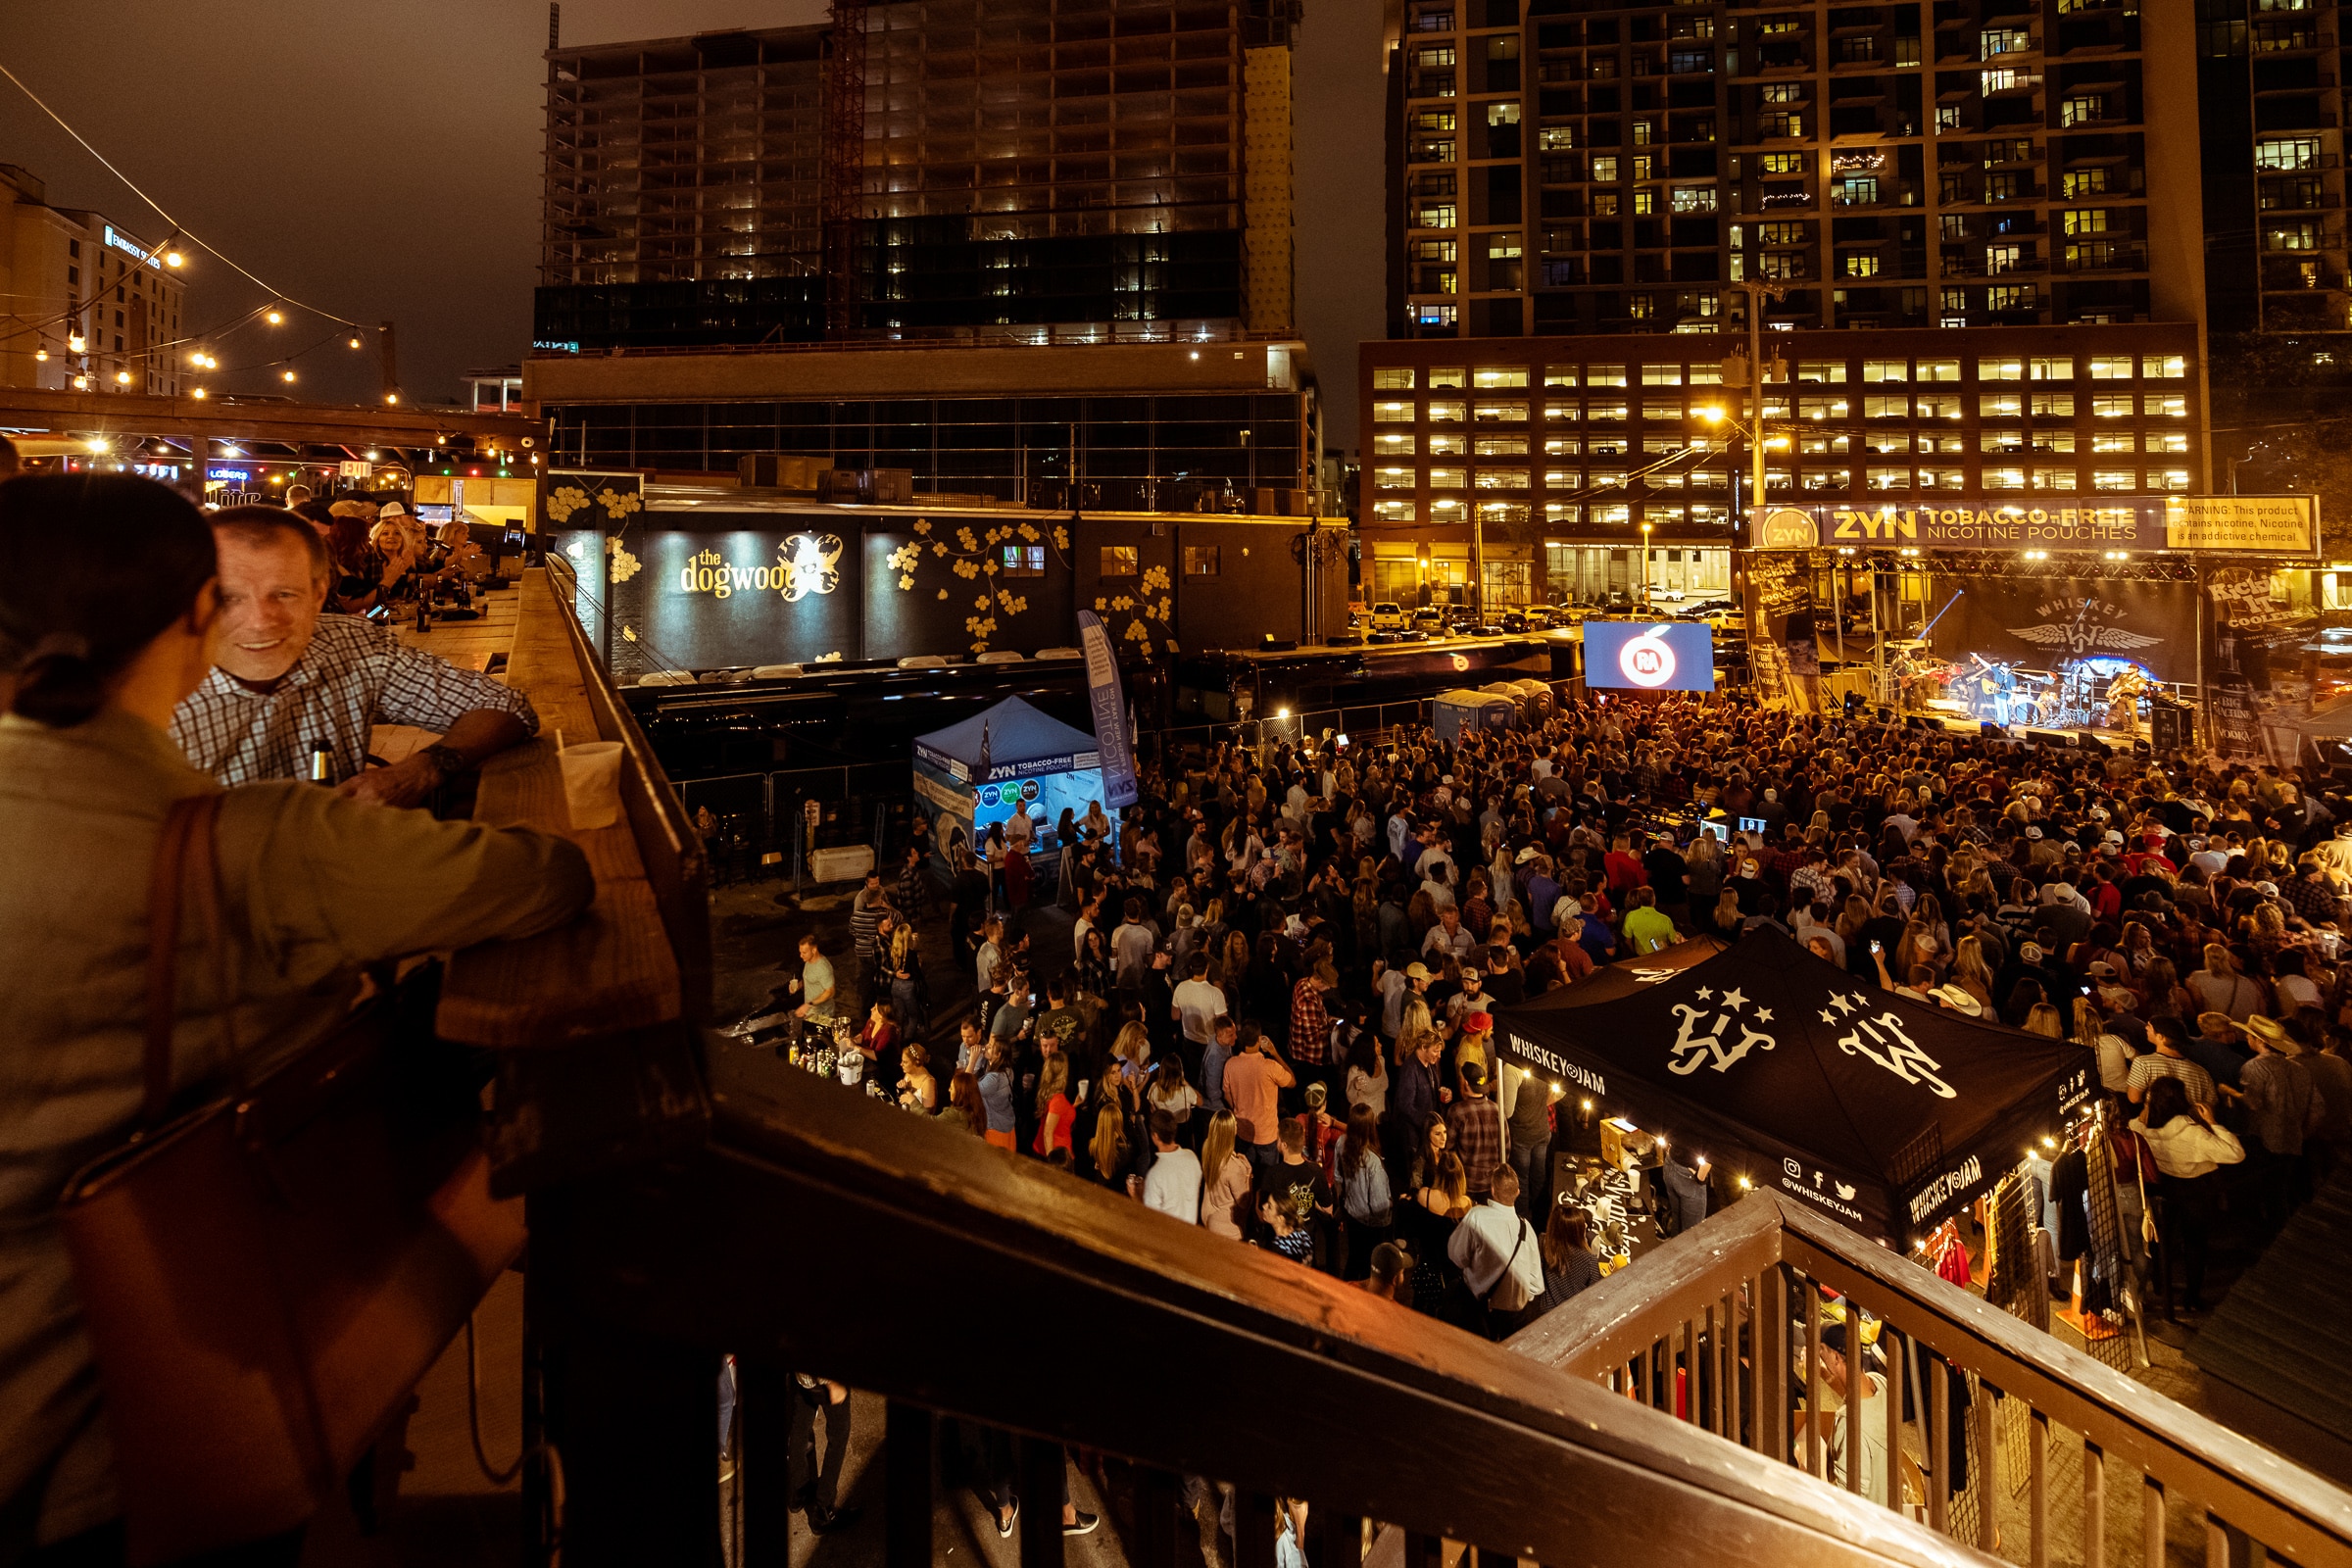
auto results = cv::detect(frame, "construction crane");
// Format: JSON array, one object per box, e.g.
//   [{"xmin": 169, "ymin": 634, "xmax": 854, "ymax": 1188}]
[{"xmin": 821, "ymin": 0, "xmax": 869, "ymax": 339}]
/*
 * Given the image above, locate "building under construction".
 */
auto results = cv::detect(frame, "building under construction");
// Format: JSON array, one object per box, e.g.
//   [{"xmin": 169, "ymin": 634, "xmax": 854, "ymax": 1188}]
[
  {"xmin": 536, "ymin": 1, "xmax": 1302, "ymax": 351},
  {"xmin": 529, "ymin": 1, "xmax": 1329, "ymax": 522}
]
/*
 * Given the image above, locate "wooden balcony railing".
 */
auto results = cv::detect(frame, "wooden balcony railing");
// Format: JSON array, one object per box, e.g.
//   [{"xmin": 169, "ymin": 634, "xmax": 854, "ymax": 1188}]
[
  {"xmin": 1511, "ymin": 1194, "xmax": 2352, "ymax": 1568},
  {"xmin": 525, "ymin": 1048, "xmax": 2009, "ymax": 1568}
]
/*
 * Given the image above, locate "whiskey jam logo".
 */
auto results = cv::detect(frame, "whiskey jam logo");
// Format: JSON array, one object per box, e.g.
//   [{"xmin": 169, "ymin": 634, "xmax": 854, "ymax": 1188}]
[
  {"xmin": 2005, "ymin": 595, "xmax": 2163, "ymax": 660},
  {"xmin": 677, "ymin": 535, "xmax": 843, "ymax": 602},
  {"xmin": 1665, "ymin": 984, "xmax": 1779, "ymax": 1076},
  {"xmin": 1907, "ymin": 1155, "xmax": 1984, "ymax": 1225},
  {"xmin": 1819, "ymin": 991, "xmax": 1956, "ymax": 1099}
]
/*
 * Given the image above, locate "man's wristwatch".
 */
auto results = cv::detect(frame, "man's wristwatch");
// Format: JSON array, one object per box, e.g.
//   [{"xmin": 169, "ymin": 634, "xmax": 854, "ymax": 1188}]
[{"xmin": 420, "ymin": 743, "xmax": 471, "ymax": 781}]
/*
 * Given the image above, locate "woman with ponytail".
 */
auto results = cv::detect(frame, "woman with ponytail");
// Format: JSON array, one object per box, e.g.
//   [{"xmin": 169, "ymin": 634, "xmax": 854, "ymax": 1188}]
[{"xmin": 0, "ymin": 475, "xmax": 597, "ymax": 1560}]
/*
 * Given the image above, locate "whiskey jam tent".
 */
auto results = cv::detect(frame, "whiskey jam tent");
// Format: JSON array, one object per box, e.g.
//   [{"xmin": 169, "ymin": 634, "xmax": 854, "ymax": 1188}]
[
  {"xmin": 910, "ymin": 696, "xmax": 1103, "ymax": 874},
  {"xmin": 1494, "ymin": 927, "xmax": 2086, "ymax": 1244}
]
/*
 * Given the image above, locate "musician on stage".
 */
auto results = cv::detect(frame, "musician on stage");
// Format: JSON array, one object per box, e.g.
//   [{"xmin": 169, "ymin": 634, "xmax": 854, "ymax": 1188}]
[{"xmin": 2105, "ymin": 667, "xmax": 2148, "ymax": 737}]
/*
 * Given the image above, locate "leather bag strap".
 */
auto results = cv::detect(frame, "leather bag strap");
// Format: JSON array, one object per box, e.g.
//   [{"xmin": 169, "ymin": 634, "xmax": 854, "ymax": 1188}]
[{"xmin": 143, "ymin": 793, "xmax": 228, "ymax": 1129}]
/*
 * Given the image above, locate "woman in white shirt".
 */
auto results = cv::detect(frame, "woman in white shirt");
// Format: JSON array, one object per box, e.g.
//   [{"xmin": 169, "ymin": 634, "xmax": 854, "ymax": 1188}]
[
  {"xmin": 1344, "ymin": 1023, "xmax": 1390, "ymax": 1117},
  {"xmin": 2131, "ymin": 1075, "xmax": 2244, "ymax": 1311}
]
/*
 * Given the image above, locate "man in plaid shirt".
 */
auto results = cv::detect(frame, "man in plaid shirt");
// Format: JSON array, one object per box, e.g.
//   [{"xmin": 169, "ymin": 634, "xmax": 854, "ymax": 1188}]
[
  {"xmin": 1446, "ymin": 1058, "xmax": 1505, "ymax": 1200},
  {"xmin": 1289, "ymin": 960, "xmax": 1332, "ymax": 1067},
  {"xmin": 169, "ymin": 508, "xmax": 535, "ymax": 806}
]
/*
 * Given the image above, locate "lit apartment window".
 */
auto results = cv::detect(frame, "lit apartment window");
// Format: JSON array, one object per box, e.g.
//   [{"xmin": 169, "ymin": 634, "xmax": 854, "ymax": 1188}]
[
  {"xmin": 2142, "ymin": 355, "xmax": 2187, "ymax": 379},
  {"xmin": 2145, "ymin": 394, "xmax": 2187, "ymax": 417},
  {"xmin": 1918, "ymin": 393, "xmax": 1963, "ymax": 419},
  {"xmin": 1864, "ymin": 395, "xmax": 1910, "ymax": 417},
  {"xmin": 1918, "ymin": 360, "xmax": 1962, "ymax": 382},
  {"xmin": 1372, "ymin": 502, "xmax": 1416, "ymax": 521},
  {"xmin": 2033, "ymin": 392, "xmax": 2075, "ymax": 417},
  {"xmin": 1921, "ymin": 467, "xmax": 1967, "ymax": 489},
  {"xmin": 1374, "ymin": 367, "xmax": 1415, "ymax": 389},
  {"xmin": 1474, "ymin": 469, "xmax": 1530, "ymax": 490},
  {"xmin": 1474, "ymin": 436, "xmax": 1527, "ymax": 455},
  {"xmin": 1544, "ymin": 436, "xmax": 1581, "ymax": 456},
  {"xmin": 1474, "ymin": 368, "xmax": 1530, "ymax": 388},
  {"xmin": 1980, "ymin": 359, "xmax": 2025, "ymax": 380},
  {"xmin": 1795, "ymin": 361, "xmax": 1846, "ymax": 383},
  {"xmin": 1800, "ymin": 467, "xmax": 1850, "ymax": 490},
  {"xmin": 2092, "ymin": 432, "xmax": 2135, "ymax": 453},
  {"xmin": 2090, "ymin": 394, "xmax": 2133, "ymax": 417},
  {"xmin": 2146, "ymin": 432, "xmax": 2189, "ymax": 454},
  {"xmin": 1413, "ymin": 304, "xmax": 1457, "ymax": 326},
  {"xmin": 2256, "ymin": 136, "xmax": 2321, "ymax": 172},
  {"xmin": 1593, "ymin": 156, "xmax": 1620, "ymax": 180},
  {"xmin": 1543, "ymin": 402, "xmax": 1578, "ymax": 422},
  {"xmin": 1374, "ymin": 433, "xmax": 1417, "ymax": 456},
  {"xmin": 1588, "ymin": 365, "xmax": 1628, "ymax": 387},
  {"xmin": 1373, "ymin": 401, "xmax": 1415, "ymax": 423},
  {"xmin": 1981, "ymin": 393, "xmax": 2023, "ymax": 417},
  {"xmin": 1101, "ymin": 547, "xmax": 1139, "ymax": 575},
  {"xmin": 1587, "ymin": 402, "xmax": 1628, "ymax": 421},
  {"xmin": 1543, "ymin": 366, "xmax": 1578, "ymax": 386},
  {"xmin": 2087, "ymin": 356, "xmax": 2134, "ymax": 379},
  {"xmin": 1430, "ymin": 432, "xmax": 1466, "ymax": 456},
  {"xmin": 1797, "ymin": 395, "xmax": 1849, "ymax": 419},
  {"xmin": 2155, "ymin": 468, "xmax": 2191, "ymax": 490},
  {"xmin": 2032, "ymin": 467, "xmax": 2077, "ymax": 491},
  {"xmin": 2091, "ymin": 470, "xmax": 2135, "ymax": 491},
  {"xmin": 1863, "ymin": 360, "xmax": 1908, "ymax": 383},
  {"xmin": 1984, "ymin": 466, "xmax": 2026, "ymax": 490},
  {"xmin": 1003, "ymin": 546, "xmax": 1045, "ymax": 576},
  {"xmin": 1473, "ymin": 400, "xmax": 1529, "ymax": 422},
  {"xmin": 1428, "ymin": 399, "xmax": 1467, "ymax": 422},
  {"xmin": 1983, "ymin": 430, "xmax": 2027, "ymax": 454},
  {"xmin": 1642, "ymin": 365, "xmax": 1684, "ymax": 386},
  {"xmin": 1428, "ymin": 367, "xmax": 1466, "ymax": 388},
  {"xmin": 1429, "ymin": 466, "xmax": 1467, "ymax": 488},
  {"xmin": 1375, "ymin": 467, "xmax": 1416, "ymax": 489}
]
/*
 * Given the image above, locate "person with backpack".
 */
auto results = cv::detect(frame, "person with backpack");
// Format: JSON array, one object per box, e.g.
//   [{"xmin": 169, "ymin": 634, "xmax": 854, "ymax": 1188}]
[
  {"xmin": 1446, "ymin": 1162, "xmax": 1544, "ymax": 1340},
  {"xmin": 1336, "ymin": 1104, "xmax": 1395, "ymax": 1280}
]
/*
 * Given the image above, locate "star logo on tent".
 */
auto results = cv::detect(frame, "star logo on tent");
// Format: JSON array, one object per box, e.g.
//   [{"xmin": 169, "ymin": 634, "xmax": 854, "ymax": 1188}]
[
  {"xmin": 1754, "ymin": 1007, "xmax": 1774, "ymax": 1024},
  {"xmin": 1820, "ymin": 1007, "xmax": 1839, "ymax": 1024},
  {"xmin": 1695, "ymin": 987, "xmax": 1713, "ymax": 1002},
  {"xmin": 1719, "ymin": 987, "xmax": 1748, "ymax": 1012},
  {"xmin": 1826, "ymin": 992, "xmax": 1858, "ymax": 1016}
]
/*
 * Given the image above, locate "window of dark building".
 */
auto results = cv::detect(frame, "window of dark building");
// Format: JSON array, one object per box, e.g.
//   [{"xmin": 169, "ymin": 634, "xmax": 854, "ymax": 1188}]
[
  {"xmin": 1183, "ymin": 545, "xmax": 1220, "ymax": 575},
  {"xmin": 1101, "ymin": 546, "xmax": 1139, "ymax": 576}
]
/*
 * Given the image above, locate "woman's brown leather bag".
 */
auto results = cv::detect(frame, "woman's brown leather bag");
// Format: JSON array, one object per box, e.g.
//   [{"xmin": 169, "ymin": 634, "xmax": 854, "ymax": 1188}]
[{"xmin": 60, "ymin": 793, "xmax": 525, "ymax": 1565}]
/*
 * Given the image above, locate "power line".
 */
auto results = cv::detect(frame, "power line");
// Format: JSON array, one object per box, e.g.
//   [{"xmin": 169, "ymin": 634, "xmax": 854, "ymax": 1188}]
[{"xmin": 0, "ymin": 54, "xmax": 376, "ymax": 335}]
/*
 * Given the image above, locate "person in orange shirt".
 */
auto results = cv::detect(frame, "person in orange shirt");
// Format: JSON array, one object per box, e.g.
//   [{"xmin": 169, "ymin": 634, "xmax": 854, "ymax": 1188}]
[{"xmin": 1221, "ymin": 1021, "xmax": 1297, "ymax": 1176}]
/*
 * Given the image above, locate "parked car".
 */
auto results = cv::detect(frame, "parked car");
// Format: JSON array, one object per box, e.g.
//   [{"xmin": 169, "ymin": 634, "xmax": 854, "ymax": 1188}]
[
  {"xmin": 1601, "ymin": 588, "xmax": 1635, "ymax": 613},
  {"xmin": 1412, "ymin": 606, "xmax": 1448, "ymax": 636},
  {"xmin": 1368, "ymin": 601, "xmax": 1408, "ymax": 633}
]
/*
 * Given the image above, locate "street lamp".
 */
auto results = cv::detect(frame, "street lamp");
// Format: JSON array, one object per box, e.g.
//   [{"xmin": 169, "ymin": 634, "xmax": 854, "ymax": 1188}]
[{"xmin": 1641, "ymin": 521, "xmax": 1654, "ymax": 606}]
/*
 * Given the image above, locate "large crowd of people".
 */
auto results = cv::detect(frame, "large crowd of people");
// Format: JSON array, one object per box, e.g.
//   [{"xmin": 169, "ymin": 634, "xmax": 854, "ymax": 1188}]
[{"xmin": 823, "ymin": 690, "xmax": 2352, "ymax": 1337}]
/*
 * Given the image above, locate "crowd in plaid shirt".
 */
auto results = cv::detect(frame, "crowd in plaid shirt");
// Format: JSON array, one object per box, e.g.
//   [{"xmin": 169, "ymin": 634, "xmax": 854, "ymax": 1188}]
[{"xmin": 169, "ymin": 614, "xmax": 538, "ymax": 786}]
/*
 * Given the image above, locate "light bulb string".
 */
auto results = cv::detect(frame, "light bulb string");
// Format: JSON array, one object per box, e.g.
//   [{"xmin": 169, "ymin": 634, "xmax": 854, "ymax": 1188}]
[{"xmin": 0, "ymin": 55, "xmax": 375, "ymax": 333}]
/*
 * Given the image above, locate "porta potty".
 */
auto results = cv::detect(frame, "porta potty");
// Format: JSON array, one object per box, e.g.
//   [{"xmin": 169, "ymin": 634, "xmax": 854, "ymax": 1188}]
[{"xmin": 1432, "ymin": 688, "xmax": 1517, "ymax": 743}]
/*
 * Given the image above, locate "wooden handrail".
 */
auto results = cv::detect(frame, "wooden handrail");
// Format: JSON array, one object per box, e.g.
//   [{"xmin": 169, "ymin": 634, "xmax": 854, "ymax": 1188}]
[
  {"xmin": 436, "ymin": 563, "xmax": 709, "ymax": 1045},
  {"xmin": 529, "ymin": 1041, "xmax": 2003, "ymax": 1568},
  {"xmin": 1508, "ymin": 1192, "xmax": 2352, "ymax": 1567}
]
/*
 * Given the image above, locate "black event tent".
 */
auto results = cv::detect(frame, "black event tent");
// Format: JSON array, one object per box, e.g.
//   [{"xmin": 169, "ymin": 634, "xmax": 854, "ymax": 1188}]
[{"xmin": 1494, "ymin": 927, "xmax": 2089, "ymax": 1244}]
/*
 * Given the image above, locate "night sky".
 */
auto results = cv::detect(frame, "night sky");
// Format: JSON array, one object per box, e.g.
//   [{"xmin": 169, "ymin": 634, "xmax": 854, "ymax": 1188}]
[{"xmin": 0, "ymin": 0, "xmax": 1384, "ymax": 447}]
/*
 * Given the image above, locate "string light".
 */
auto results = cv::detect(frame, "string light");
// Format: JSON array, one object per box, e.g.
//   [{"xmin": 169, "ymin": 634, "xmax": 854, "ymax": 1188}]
[
  {"xmin": 266, "ymin": 309, "xmax": 284, "ymax": 325},
  {"xmin": 280, "ymin": 369, "xmax": 296, "ymax": 383},
  {"xmin": 192, "ymin": 387, "xmax": 207, "ymax": 399},
  {"xmin": 164, "ymin": 250, "xmax": 183, "ymax": 268},
  {"xmin": 32, "ymin": 347, "xmax": 46, "ymax": 361}
]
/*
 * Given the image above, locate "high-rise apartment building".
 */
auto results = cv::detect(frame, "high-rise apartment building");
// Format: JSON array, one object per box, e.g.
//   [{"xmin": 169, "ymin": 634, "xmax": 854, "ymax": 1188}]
[
  {"xmin": 2197, "ymin": 0, "xmax": 2350, "ymax": 338},
  {"xmin": 1385, "ymin": 0, "xmax": 2204, "ymax": 338},
  {"xmin": 0, "ymin": 164, "xmax": 185, "ymax": 396}
]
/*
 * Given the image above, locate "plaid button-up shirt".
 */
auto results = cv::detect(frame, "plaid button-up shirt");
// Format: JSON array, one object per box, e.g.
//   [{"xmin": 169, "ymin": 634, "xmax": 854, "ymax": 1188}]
[
  {"xmin": 169, "ymin": 614, "xmax": 537, "ymax": 786},
  {"xmin": 1289, "ymin": 975, "xmax": 1330, "ymax": 1063}
]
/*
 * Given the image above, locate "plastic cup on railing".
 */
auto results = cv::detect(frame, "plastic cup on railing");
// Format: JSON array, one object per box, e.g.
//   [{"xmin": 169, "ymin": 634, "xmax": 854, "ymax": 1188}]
[{"xmin": 560, "ymin": 741, "xmax": 626, "ymax": 830}]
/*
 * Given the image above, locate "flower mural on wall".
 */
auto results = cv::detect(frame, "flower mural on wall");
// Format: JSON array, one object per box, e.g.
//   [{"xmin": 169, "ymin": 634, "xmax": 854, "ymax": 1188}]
[{"xmin": 875, "ymin": 514, "xmax": 1077, "ymax": 655}]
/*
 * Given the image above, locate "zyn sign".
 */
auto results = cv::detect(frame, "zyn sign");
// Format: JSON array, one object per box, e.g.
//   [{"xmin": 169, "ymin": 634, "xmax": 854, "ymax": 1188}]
[{"xmin": 1751, "ymin": 496, "xmax": 2316, "ymax": 556}]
